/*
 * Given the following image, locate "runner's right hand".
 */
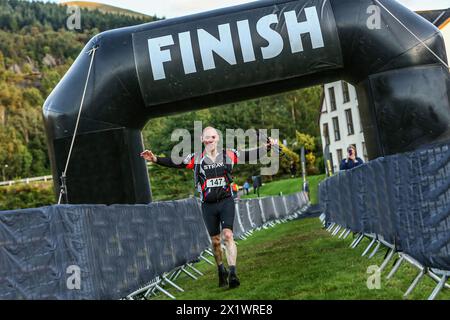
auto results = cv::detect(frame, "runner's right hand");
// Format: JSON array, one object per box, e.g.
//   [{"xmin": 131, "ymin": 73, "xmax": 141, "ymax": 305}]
[{"xmin": 140, "ymin": 150, "xmax": 157, "ymax": 162}]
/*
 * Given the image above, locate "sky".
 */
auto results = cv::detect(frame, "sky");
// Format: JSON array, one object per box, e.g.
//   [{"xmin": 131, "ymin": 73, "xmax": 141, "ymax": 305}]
[{"xmin": 48, "ymin": 0, "xmax": 450, "ymax": 19}]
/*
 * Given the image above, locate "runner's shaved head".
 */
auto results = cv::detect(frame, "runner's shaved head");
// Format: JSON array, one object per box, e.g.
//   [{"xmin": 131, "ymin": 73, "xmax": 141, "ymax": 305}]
[{"xmin": 202, "ymin": 126, "xmax": 218, "ymax": 137}]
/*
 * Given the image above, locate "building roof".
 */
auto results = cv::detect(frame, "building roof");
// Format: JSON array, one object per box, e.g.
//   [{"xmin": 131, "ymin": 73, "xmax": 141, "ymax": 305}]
[{"xmin": 416, "ymin": 8, "xmax": 450, "ymax": 29}]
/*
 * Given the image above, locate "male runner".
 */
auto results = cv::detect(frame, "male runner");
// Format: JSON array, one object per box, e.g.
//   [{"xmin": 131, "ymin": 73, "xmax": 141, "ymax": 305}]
[{"xmin": 140, "ymin": 127, "xmax": 277, "ymax": 289}]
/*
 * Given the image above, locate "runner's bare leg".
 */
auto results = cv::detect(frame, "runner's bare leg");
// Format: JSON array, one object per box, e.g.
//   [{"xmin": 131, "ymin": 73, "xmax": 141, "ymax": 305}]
[
  {"xmin": 222, "ymin": 228, "xmax": 237, "ymax": 266},
  {"xmin": 211, "ymin": 234, "xmax": 223, "ymax": 265}
]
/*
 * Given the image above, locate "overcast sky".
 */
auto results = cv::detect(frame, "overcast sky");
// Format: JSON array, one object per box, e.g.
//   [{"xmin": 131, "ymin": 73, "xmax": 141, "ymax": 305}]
[{"xmin": 50, "ymin": 0, "xmax": 450, "ymax": 18}]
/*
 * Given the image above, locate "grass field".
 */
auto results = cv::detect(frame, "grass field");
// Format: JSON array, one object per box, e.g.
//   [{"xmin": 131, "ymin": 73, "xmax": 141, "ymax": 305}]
[
  {"xmin": 150, "ymin": 175, "xmax": 450, "ymax": 300},
  {"xmin": 241, "ymin": 174, "xmax": 326, "ymax": 204},
  {"xmin": 152, "ymin": 217, "xmax": 450, "ymax": 300}
]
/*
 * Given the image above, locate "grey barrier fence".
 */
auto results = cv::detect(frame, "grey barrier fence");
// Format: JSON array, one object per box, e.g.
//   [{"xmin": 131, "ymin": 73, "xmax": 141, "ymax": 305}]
[
  {"xmin": 233, "ymin": 192, "xmax": 309, "ymax": 240},
  {"xmin": 319, "ymin": 140, "xmax": 450, "ymax": 299},
  {"xmin": 0, "ymin": 191, "xmax": 309, "ymax": 300}
]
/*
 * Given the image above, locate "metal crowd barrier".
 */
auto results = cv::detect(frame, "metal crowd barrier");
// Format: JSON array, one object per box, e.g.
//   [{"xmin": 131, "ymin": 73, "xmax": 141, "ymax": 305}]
[
  {"xmin": 0, "ymin": 191, "xmax": 309, "ymax": 300},
  {"xmin": 319, "ymin": 141, "xmax": 450, "ymax": 300}
]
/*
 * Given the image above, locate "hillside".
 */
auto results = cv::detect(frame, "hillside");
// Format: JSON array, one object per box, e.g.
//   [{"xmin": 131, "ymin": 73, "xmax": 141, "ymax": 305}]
[
  {"xmin": 61, "ymin": 1, "xmax": 152, "ymax": 19},
  {"xmin": 0, "ymin": 0, "xmax": 324, "ymax": 208},
  {"xmin": 0, "ymin": 0, "xmax": 157, "ymax": 184}
]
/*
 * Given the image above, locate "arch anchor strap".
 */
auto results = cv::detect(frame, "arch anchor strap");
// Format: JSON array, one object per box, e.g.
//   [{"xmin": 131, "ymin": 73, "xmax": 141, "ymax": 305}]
[{"xmin": 58, "ymin": 46, "xmax": 98, "ymax": 204}]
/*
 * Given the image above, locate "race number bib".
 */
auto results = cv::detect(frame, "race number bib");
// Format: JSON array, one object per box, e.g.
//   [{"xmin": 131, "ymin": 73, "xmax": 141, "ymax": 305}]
[{"xmin": 206, "ymin": 177, "xmax": 226, "ymax": 188}]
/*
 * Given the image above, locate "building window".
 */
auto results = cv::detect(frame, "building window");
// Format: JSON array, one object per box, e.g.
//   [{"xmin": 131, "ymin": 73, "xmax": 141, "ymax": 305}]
[
  {"xmin": 328, "ymin": 87, "xmax": 336, "ymax": 111},
  {"xmin": 332, "ymin": 117, "xmax": 340, "ymax": 141},
  {"xmin": 345, "ymin": 109, "xmax": 355, "ymax": 135},
  {"xmin": 342, "ymin": 81, "xmax": 350, "ymax": 103},
  {"xmin": 337, "ymin": 149, "xmax": 343, "ymax": 164},
  {"xmin": 321, "ymin": 98, "xmax": 327, "ymax": 113},
  {"xmin": 323, "ymin": 123, "xmax": 330, "ymax": 145}
]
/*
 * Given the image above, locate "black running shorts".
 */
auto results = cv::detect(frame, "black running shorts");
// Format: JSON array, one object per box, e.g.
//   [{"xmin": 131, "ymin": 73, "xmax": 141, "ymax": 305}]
[{"xmin": 201, "ymin": 196, "xmax": 235, "ymax": 236}]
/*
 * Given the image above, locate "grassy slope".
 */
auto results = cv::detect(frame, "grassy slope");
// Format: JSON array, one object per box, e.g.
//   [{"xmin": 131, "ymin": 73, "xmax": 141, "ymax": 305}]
[
  {"xmin": 153, "ymin": 217, "xmax": 450, "ymax": 300},
  {"xmin": 241, "ymin": 174, "xmax": 326, "ymax": 204}
]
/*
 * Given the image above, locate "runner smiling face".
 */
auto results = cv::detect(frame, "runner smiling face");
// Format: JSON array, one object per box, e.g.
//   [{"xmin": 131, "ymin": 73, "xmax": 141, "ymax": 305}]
[{"xmin": 201, "ymin": 127, "xmax": 219, "ymax": 154}]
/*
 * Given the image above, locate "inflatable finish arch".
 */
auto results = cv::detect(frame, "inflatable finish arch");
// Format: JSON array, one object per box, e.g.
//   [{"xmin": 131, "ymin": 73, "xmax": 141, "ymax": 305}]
[{"xmin": 43, "ymin": 0, "xmax": 450, "ymax": 204}]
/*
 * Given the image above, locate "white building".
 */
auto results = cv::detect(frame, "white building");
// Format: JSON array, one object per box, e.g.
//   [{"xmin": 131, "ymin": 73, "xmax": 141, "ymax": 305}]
[
  {"xmin": 319, "ymin": 81, "xmax": 368, "ymax": 174},
  {"xmin": 319, "ymin": 9, "xmax": 449, "ymax": 174}
]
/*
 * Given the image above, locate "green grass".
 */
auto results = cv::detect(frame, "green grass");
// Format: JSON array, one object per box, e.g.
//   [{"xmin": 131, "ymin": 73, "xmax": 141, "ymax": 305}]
[
  {"xmin": 241, "ymin": 174, "xmax": 326, "ymax": 204},
  {"xmin": 152, "ymin": 218, "xmax": 450, "ymax": 300}
]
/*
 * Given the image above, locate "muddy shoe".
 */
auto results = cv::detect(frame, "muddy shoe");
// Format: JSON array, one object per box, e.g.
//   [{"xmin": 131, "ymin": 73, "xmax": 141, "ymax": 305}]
[
  {"xmin": 218, "ymin": 267, "xmax": 229, "ymax": 287},
  {"xmin": 228, "ymin": 272, "xmax": 240, "ymax": 289}
]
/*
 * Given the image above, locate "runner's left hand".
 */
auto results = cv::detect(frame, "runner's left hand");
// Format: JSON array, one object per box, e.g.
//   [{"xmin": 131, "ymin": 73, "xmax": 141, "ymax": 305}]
[{"xmin": 267, "ymin": 137, "xmax": 278, "ymax": 147}]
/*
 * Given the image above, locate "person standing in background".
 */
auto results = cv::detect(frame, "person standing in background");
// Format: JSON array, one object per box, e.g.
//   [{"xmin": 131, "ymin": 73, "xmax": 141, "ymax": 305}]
[
  {"xmin": 290, "ymin": 161, "xmax": 297, "ymax": 178},
  {"xmin": 340, "ymin": 145, "xmax": 364, "ymax": 171},
  {"xmin": 243, "ymin": 181, "xmax": 250, "ymax": 195},
  {"xmin": 252, "ymin": 175, "xmax": 261, "ymax": 197}
]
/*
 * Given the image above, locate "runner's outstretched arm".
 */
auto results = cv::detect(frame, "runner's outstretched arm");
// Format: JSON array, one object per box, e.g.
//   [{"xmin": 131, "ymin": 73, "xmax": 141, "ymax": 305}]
[
  {"xmin": 155, "ymin": 156, "xmax": 188, "ymax": 168},
  {"xmin": 141, "ymin": 150, "xmax": 194, "ymax": 169},
  {"xmin": 234, "ymin": 137, "xmax": 278, "ymax": 164}
]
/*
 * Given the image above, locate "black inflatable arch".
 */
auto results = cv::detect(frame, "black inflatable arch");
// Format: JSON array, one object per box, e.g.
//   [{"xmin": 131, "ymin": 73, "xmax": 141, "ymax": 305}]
[{"xmin": 43, "ymin": 0, "xmax": 450, "ymax": 204}]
